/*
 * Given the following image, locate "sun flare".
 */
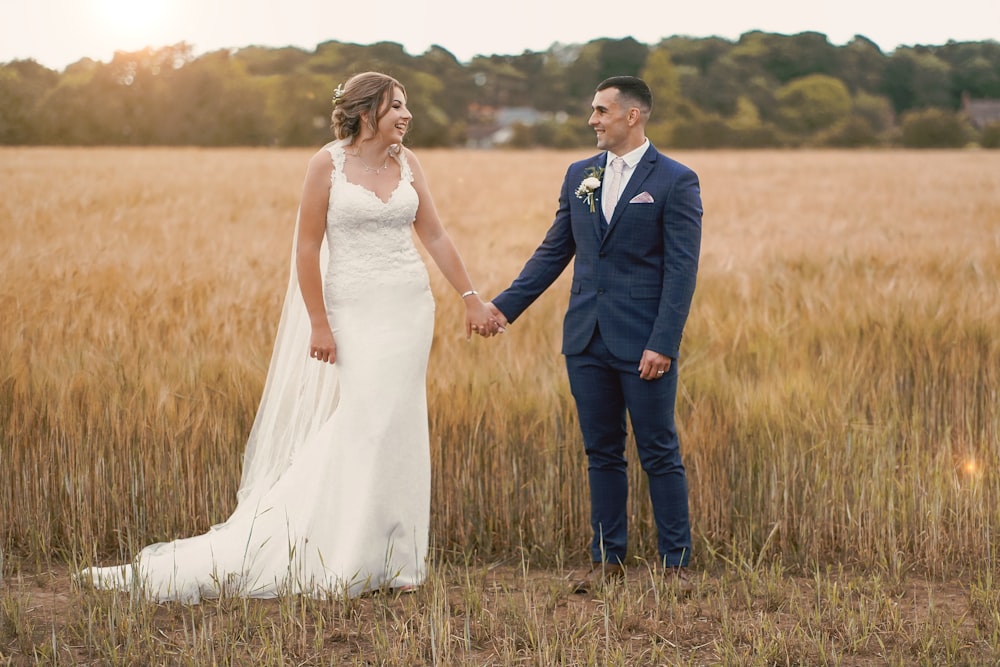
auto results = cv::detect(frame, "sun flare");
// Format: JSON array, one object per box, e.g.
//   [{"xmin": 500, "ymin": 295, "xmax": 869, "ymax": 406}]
[
  {"xmin": 99, "ymin": 0, "xmax": 166, "ymax": 35},
  {"xmin": 961, "ymin": 458, "xmax": 981, "ymax": 476}
]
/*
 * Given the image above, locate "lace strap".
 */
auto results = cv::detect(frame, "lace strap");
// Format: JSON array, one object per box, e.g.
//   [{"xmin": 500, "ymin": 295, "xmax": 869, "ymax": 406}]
[
  {"xmin": 395, "ymin": 145, "xmax": 414, "ymax": 183},
  {"xmin": 324, "ymin": 140, "xmax": 347, "ymax": 179}
]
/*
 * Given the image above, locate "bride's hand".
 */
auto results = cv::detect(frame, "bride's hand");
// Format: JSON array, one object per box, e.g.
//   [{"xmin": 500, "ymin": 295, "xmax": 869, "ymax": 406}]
[
  {"xmin": 309, "ymin": 326, "xmax": 337, "ymax": 363},
  {"xmin": 465, "ymin": 298, "xmax": 506, "ymax": 339}
]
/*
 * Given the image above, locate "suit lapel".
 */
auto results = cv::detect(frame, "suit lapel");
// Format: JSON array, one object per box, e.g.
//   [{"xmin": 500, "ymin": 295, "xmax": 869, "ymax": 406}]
[{"xmin": 583, "ymin": 155, "xmax": 607, "ymax": 242}]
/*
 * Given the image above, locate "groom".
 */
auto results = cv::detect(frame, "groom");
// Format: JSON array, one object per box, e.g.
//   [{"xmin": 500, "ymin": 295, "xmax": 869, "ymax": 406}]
[{"xmin": 486, "ymin": 76, "xmax": 702, "ymax": 590}]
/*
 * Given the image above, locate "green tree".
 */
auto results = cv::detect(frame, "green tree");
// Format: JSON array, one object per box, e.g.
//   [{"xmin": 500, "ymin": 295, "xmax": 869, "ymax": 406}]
[
  {"xmin": 595, "ymin": 36, "xmax": 649, "ymax": 83},
  {"xmin": 660, "ymin": 36, "xmax": 732, "ymax": 75},
  {"xmin": 852, "ymin": 91, "xmax": 895, "ymax": 134},
  {"xmin": 0, "ymin": 59, "xmax": 59, "ymax": 144},
  {"xmin": 531, "ymin": 46, "xmax": 573, "ymax": 112},
  {"xmin": 728, "ymin": 95, "xmax": 762, "ymax": 130},
  {"xmin": 34, "ymin": 59, "xmax": 102, "ymax": 144},
  {"xmin": 101, "ymin": 45, "xmax": 193, "ymax": 144},
  {"xmin": 776, "ymin": 74, "xmax": 852, "ymax": 134},
  {"xmin": 725, "ymin": 97, "xmax": 785, "ymax": 148},
  {"xmin": 979, "ymin": 122, "xmax": 1000, "ymax": 148},
  {"xmin": 815, "ymin": 115, "xmax": 881, "ymax": 147},
  {"xmin": 670, "ymin": 115, "xmax": 732, "ymax": 148},
  {"xmin": 898, "ymin": 108, "xmax": 972, "ymax": 147},
  {"xmin": 640, "ymin": 47, "xmax": 681, "ymax": 119},
  {"xmin": 308, "ymin": 41, "xmax": 353, "ymax": 75},
  {"xmin": 265, "ymin": 71, "xmax": 337, "ymax": 146},
  {"xmin": 563, "ymin": 41, "xmax": 604, "ymax": 106},
  {"xmin": 938, "ymin": 40, "xmax": 1000, "ymax": 104},
  {"xmin": 684, "ymin": 54, "xmax": 755, "ymax": 116},
  {"xmin": 235, "ymin": 45, "xmax": 311, "ymax": 76},
  {"xmin": 9, "ymin": 33, "xmax": 1000, "ymax": 148},
  {"xmin": 835, "ymin": 35, "xmax": 886, "ymax": 94},
  {"xmin": 161, "ymin": 49, "xmax": 272, "ymax": 145},
  {"xmin": 417, "ymin": 45, "xmax": 476, "ymax": 120},
  {"xmin": 881, "ymin": 47, "xmax": 952, "ymax": 113},
  {"xmin": 401, "ymin": 70, "xmax": 452, "ymax": 146},
  {"xmin": 735, "ymin": 30, "xmax": 839, "ymax": 83},
  {"xmin": 532, "ymin": 112, "xmax": 594, "ymax": 148}
]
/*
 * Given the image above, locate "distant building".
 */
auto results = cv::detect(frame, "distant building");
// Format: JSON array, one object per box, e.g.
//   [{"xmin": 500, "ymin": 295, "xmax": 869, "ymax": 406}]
[
  {"xmin": 465, "ymin": 105, "xmax": 552, "ymax": 148},
  {"xmin": 962, "ymin": 93, "xmax": 1000, "ymax": 129}
]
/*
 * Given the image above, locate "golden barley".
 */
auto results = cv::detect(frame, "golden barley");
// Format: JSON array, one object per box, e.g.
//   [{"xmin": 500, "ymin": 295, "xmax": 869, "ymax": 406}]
[{"xmin": 2, "ymin": 147, "xmax": 998, "ymax": 582}]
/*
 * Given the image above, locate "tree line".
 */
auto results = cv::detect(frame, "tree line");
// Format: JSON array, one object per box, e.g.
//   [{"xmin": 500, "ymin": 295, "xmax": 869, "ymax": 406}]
[{"xmin": 2, "ymin": 32, "xmax": 1000, "ymax": 149}]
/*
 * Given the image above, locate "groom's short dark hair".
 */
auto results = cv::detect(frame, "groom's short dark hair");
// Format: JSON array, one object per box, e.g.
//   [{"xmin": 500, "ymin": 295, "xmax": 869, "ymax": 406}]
[{"xmin": 596, "ymin": 76, "xmax": 653, "ymax": 114}]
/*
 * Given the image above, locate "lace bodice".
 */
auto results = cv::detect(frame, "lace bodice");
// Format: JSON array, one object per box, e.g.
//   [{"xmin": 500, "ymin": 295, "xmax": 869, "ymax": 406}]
[{"xmin": 323, "ymin": 141, "xmax": 428, "ymax": 298}]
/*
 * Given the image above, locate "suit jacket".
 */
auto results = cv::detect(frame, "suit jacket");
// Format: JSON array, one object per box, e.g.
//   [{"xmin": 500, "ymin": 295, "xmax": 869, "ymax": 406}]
[{"xmin": 493, "ymin": 142, "xmax": 702, "ymax": 361}]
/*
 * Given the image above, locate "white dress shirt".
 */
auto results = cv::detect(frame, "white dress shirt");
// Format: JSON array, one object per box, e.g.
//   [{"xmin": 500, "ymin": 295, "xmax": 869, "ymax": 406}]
[{"xmin": 603, "ymin": 138, "xmax": 649, "ymax": 213}]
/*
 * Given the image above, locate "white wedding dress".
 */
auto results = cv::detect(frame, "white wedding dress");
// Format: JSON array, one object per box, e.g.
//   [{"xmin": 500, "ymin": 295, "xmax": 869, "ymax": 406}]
[{"xmin": 78, "ymin": 140, "xmax": 434, "ymax": 602}]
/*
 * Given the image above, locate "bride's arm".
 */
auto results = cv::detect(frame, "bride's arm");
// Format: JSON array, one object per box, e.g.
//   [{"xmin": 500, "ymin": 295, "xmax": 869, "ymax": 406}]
[
  {"xmin": 406, "ymin": 149, "xmax": 504, "ymax": 338},
  {"xmin": 295, "ymin": 150, "xmax": 337, "ymax": 363}
]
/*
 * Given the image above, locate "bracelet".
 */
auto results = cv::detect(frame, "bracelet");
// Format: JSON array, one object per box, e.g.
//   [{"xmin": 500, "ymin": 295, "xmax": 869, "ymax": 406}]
[{"xmin": 460, "ymin": 290, "xmax": 478, "ymax": 299}]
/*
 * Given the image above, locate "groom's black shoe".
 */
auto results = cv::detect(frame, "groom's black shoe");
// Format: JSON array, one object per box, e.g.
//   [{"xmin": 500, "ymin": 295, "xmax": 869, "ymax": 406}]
[{"xmin": 571, "ymin": 561, "xmax": 625, "ymax": 594}]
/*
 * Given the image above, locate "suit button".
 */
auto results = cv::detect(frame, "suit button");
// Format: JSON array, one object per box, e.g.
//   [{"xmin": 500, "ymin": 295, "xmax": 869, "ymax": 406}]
[
  {"xmin": 599, "ymin": 252, "xmax": 606, "ymax": 258},
  {"xmin": 597, "ymin": 288, "xmax": 605, "ymax": 294}
]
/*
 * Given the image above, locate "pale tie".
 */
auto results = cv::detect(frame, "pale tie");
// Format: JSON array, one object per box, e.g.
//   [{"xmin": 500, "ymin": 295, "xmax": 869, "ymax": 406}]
[{"xmin": 602, "ymin": 157, "xmax": 624, "ymax": 223}]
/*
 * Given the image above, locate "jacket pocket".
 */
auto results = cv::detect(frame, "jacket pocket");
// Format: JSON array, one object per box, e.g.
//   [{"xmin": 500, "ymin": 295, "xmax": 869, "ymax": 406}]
[{"xmin": 630, "ymin": 285, "xmax": 661, "ymax": 300}]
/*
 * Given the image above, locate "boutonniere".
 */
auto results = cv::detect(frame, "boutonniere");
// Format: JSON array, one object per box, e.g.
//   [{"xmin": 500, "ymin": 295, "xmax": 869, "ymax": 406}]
[{"xmin": 574, "ymin": 166, "xmax": 604, "ymax": 213}]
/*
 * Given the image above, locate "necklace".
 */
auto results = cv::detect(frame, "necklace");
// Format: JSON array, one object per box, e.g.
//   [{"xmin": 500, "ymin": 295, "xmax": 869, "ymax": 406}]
[{"xmin": 348, "ymin": 150, "xmax": 390, "ymax": 175}]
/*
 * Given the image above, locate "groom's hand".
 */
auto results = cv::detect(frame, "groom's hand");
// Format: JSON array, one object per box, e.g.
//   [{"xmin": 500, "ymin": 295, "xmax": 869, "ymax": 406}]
[
  {"xmin": 483, "ymin": 302, "xmax": 509, "ymax": 337},
  {"xmin": 638, "ymin": 350, "xmax": 672, "ymax": 381}
]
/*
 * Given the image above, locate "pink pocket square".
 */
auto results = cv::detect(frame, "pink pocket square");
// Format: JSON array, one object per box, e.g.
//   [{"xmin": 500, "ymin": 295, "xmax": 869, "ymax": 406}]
[{"xmin": 629, "ymin": 192, "xmax": 654, "ymax": 204}]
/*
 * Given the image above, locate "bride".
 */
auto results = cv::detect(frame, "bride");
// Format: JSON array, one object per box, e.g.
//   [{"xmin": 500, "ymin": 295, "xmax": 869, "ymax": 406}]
[{"xmin": 78, "ymin": 71, "xmax": 502, "ymax": 603}]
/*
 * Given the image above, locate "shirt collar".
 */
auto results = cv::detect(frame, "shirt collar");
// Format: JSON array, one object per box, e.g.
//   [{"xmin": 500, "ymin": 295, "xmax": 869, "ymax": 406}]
[{"xmin": 606, "ymin": 138, "xmax": 649, "ymax": 169}]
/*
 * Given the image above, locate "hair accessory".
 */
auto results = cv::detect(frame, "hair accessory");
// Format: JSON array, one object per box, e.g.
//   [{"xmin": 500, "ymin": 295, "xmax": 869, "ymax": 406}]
[{"xmin": 331, "ymin": 84, "xmax": 345, "ymax": 107}]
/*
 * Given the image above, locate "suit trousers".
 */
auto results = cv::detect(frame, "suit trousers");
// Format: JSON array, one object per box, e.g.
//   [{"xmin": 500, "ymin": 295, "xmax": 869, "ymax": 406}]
[{"xmin": 565, "ymin": 324, "xmax": 691, "ymax": 567}]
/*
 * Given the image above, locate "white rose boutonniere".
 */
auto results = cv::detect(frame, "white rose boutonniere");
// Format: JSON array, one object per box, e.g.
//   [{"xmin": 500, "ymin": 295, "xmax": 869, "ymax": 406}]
[{"xmin": 574, "ymin": 166, "xmax": 605, "ymax": 213}]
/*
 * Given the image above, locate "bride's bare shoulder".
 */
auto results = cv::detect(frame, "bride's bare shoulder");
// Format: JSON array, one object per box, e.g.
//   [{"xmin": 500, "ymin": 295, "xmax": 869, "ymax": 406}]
[{"xmin": 305, "ymin": 146, "xmax": 336, "ymax": 176}]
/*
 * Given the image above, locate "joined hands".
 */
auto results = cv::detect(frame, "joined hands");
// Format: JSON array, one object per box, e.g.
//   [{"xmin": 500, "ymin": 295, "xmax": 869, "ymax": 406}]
[{"xmin": 466, "ymin": 300, "xmax": 509, "ymax": 339}]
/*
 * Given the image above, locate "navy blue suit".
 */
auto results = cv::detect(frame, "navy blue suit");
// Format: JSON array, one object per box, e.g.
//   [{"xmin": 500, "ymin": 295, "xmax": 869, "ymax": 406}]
[{"xmin": 493, "ymin": 143, "xmax": 702, "ymax": 566}]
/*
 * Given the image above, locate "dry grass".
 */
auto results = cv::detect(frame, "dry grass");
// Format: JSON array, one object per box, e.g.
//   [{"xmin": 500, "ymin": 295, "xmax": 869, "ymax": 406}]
[{"xmin": 1, "ymin": 146, "xmax": 999, "ymax": 664}]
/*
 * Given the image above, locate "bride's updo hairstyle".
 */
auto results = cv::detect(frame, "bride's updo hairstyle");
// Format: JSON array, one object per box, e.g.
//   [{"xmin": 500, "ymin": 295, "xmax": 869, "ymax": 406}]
[{"xmin": 331, "ymin": 72, "xmax": 406, "ymax": 142}]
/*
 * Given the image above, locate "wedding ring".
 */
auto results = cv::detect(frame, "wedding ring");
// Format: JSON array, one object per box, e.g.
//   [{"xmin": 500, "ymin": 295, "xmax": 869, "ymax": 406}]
[{"xmin": 657, "ymin": 370, "xmax": 664, "ymax": 375}]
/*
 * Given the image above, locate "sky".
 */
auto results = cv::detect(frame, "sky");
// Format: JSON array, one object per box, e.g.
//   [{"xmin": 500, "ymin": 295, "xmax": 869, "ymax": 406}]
[{"xmin": 3, "ymin": 0, "xmax": 999, "ymax": 71}]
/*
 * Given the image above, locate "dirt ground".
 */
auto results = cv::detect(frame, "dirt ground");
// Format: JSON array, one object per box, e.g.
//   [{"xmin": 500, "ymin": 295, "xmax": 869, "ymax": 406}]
[{"xmin": 1, "ymin": 561, "xmax": 986, "ymax": 666}]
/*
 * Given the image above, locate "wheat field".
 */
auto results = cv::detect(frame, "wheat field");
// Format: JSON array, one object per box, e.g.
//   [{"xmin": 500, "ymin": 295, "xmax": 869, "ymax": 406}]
[{"xmin": 1, "ymin": 147, "xmax": 999, "ymax": 664}]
